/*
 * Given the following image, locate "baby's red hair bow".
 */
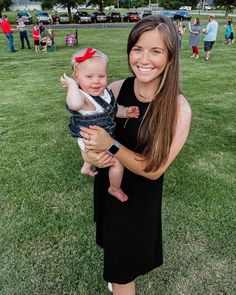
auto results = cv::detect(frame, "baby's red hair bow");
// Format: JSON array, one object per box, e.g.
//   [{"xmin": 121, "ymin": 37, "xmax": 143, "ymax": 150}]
[{"xmin": 75, "ymin": 48, "xmax": 96, "ymax": 63}]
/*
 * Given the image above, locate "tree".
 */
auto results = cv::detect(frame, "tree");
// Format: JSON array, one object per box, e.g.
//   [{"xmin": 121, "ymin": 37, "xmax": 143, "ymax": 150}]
[
  {"xmin": 41, "ymin": 0, "xmax": 55, "ymax": 10},
  {"xmin": 86, "ymin": 0, "xmax": 104, "ymax": 11},
  {"xmin": 214, "ymin": 0, "xmax": 236, "ymax": 17},
  {"xmin": 42, "ymin": 0, "xmax": 84, "ymax": 21},
  {"xmin": 0, "ymin": 0, "xmax": 12, "ymax": 15},
  {"xmin": 158, "ymin": 0, "xmax": 198, "ymax": 10}
]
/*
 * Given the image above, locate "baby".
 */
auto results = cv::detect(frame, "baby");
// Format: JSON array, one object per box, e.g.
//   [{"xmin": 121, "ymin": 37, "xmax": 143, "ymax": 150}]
[{"xmin": 61, "ymin": 48, "xmax": 139, "ymax": 202}]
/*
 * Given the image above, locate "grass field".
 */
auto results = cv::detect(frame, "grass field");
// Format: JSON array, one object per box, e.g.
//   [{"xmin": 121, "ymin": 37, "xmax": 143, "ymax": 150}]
[{"xmin": 0, "ymin": 23, "xmax": 235, "ymax": 295}]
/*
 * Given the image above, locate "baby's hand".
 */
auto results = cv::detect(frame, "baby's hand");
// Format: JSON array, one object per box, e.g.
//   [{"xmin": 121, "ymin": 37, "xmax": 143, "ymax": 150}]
[
  {"xmin": 60, "ymin": 73, "xmax": 76, "ymax": 88},
  {"xmin": 126, "ymin": 106, "xmax": 140, "ymax": 118}
]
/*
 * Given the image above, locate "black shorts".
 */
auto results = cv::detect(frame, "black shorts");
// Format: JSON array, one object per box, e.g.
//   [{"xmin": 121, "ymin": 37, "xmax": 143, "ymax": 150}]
[
  {"xmin": 40, "ymin": 41, "xmax": 46, "ymax": 46},
  {"xmin": 204, "ymin": 41, "xmax": 215, "ymax": 51},
  {"xmin": 34, "ymin": 40, "xmax": 39, "ymax": 45}
]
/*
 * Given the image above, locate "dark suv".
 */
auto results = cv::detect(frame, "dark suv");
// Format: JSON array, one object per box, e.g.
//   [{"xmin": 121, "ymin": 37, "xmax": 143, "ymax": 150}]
[
  {"xmin": 16, "ymin": 11, "xmax": 32, "ymax": 25},
  {"xmin": 91, "ymin": 12, "xmax": 107, "ymax": 23},
  {"xmin": 173, "ymin": 10, "xmax": 192, "ymax": 21},
  {"xmin": 73, "ymin": 11, "xmax": 92, "ymax": 23},
  {"xmin": 123, "ymin": 12, "xmax": 140, "ymax": 22},
  {"xmin": 106, "ymin": 12, "xmax": 121, "ymax": 22},
  {"xmin": 141, "ymin": 10, "xmax": 152, "ymax": 18}
]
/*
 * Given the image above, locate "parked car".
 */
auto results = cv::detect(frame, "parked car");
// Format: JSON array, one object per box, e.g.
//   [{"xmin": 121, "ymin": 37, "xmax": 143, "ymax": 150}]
[
  {"xmin": 106, "ymin": 12, "xmax": 121, "ymax": 22},
  {"xmin": 91, "ymin": 12, "xmax": 107, "ymax": 23},
  {"xmin": 52, "ymin": 12, "xmax": 60, "ymax": 24},
  {"xmin": 179, "ymin": 6, "xmax": 191, "ymax": 11},
  {"xmin": 141, "ymin": 10, "xmax": 152, "ymax": 18},
  {"xmin": 173, "ymin": 10, "xmax": 192, "ymax": 21},
  {"xmin": 58, "ymin": 13, "xmax": 70, "ymax": 24},
  {"xmin": 160, "ymin": 11, "xmax": 174, "ymax": 20},
  {"xmin": 35, "ymin": 11, "xmax": 52, "ymax": 24},
  {"xmin": 16, "ymin": 11, "xmax": 32, "ymax": 25},
  {"xmin": 123, "ymin": 12, "xmax": 140, "ymax": 22},
  {"xmin": 73, "ymin": 11, "xmax": 92, "ymax": 23},
  {"xmin": 204, "ymin": 5, "xmax": 213, "ymax": 10}
]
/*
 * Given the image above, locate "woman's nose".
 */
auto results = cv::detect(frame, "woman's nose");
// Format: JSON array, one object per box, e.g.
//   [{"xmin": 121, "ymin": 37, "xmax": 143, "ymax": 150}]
[{"xmin": 139, "ymin": 51, "xmax": 149, "ymax": 64}]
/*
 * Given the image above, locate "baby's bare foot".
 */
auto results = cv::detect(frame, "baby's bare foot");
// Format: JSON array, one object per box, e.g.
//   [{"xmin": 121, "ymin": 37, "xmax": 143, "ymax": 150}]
[{"xmin": 108, "ymin": 186, "xmax": 128, "ymax": 202}]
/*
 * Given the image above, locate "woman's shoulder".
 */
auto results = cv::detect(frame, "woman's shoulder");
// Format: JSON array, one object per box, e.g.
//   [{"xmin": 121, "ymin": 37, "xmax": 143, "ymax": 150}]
[{"xmin": 108, "ymin": 79, "xmax": 125, "ymax": 98}]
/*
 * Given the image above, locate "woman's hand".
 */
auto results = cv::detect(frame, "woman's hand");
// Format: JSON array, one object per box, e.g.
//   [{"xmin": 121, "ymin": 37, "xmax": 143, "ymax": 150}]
[
  {"xmin": 81, "ymin": 150, "xmax": 114, "ymax": 168},
  {"xmin": 80, "ymin": 126, "xmax": 114, "ymax": 151}
]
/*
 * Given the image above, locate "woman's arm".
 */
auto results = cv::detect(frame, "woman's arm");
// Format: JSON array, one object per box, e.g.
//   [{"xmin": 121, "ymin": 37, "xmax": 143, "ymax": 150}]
[
  {"xmin": 60, "ymin": 73, "xmax": 84, "ymax": 111},
  {"xmin": 116, "ymin": 95, "xmax": 192, "ymax": 179},
  {"xmin": 81, "ymin": 94, "xmax": 191, "ymax": 180}
]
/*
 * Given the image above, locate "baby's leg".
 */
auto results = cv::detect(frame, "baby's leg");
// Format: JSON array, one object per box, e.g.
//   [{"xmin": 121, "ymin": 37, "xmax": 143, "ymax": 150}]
[
  {"xmin": 108, "ymin": 159, "xmax": 128, "ymax": 202},
  {"xmin": 81, "ymin": 161, "xmax": 97, "ymax": 177}
]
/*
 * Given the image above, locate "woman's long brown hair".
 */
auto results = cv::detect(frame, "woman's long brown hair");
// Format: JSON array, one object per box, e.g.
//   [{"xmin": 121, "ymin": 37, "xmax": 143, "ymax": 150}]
[{"xmin": 127, "ymin": 15, "xmax": 180, "ymax": 172}]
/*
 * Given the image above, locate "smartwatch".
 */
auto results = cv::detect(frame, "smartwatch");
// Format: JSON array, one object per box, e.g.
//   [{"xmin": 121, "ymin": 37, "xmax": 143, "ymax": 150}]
[{"xmin": 107, "ymin": 140, "xmax": 121, "ymax": 156}]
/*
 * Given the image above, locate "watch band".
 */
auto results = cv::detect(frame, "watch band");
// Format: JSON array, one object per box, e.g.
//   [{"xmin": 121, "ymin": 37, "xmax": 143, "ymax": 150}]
[{"xmin": 107, "ymin": 140, "xmax": 121, "ymax": 156}]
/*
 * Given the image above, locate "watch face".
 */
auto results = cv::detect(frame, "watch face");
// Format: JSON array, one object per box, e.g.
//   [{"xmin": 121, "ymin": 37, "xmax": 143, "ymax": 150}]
[{"xmin": 108, "ymin": 144, "xmax": 119, "ymax": 155}]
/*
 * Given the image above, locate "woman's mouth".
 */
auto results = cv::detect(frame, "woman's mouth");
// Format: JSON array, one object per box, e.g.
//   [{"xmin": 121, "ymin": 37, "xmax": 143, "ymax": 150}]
[{"xmin": 137, "ymin": 66, "xmax": 154, "ymax": 73}]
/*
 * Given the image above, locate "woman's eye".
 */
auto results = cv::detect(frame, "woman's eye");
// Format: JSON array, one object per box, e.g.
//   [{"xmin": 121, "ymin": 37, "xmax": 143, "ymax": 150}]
[
  {"xmin": 133, "ymin": 47, "xmax": 141, "ymax": 52},
  {"xmin": 153, "ymin": 50, "xmax": 162, "ymax": 55}
]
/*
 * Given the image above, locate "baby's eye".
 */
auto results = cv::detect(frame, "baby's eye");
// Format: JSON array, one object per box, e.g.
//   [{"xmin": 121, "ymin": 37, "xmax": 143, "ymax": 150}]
[
  {"xmin": 99, "ymin": 75, "xmax": 106, "ymax": 78},
  {"xmin": 86, "ymin": 75, "xmax": 92, "ymax": 78}
]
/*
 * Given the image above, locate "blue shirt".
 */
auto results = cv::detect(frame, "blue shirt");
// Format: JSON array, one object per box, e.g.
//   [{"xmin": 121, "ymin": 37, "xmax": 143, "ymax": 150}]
[{"xmin": 204, "ymin": 20, "xmax": 218, "ymax": 41}]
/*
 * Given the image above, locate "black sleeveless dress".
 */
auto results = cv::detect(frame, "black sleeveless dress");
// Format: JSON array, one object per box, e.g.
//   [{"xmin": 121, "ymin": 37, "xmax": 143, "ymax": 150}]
[{"xmin": 94, "ymin": 77, "xmax": 164, "ymax": 284}]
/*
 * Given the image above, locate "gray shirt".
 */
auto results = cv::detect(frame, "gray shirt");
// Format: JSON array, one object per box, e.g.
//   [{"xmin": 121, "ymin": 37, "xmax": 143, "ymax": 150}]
[
  {"xmin": 189, "ymin": 24, "xmax": 201, "ymax": 47},
  {"xmin": 17, "ymin": 20, "xmax": 26, "ymax": 32}
]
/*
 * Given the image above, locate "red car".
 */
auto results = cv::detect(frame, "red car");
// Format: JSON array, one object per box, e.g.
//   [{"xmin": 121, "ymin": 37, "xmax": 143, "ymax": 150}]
[
  {"xmin": 123, "ymin": 12, "xmax": 140, "ymax": 22},
  {"xmin": 52, "ymin": 13, "xmax": 60, "ymax": 24}
]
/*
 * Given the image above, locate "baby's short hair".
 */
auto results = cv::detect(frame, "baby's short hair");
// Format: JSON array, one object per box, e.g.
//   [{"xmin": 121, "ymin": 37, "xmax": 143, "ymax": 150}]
[{"xmin": 71, "ymin": 48, "xmax": 108, "ymax": 70}]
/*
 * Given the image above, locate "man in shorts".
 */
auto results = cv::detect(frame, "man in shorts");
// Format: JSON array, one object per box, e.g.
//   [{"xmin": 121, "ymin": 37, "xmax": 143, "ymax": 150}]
[{"xmin": 203, "ymin": 15, "xmax": 218, "ymax": 61}]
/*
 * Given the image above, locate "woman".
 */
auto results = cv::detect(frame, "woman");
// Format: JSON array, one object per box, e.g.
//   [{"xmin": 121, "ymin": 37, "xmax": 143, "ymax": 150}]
[
  {"xmin": 189, "ymin": 18, "xmax": 201, "ymax": 58},
  {"xmin": 80, "ymin": 15, "xmax": 192, "ymax": 295}
]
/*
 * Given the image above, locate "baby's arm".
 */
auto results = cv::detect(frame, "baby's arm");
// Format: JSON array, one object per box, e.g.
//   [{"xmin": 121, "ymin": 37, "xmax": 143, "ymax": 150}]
[
  {"xmin": 116, "ymin": 105, "xmax": 140, "ymax": 119},
  {"xmin": 60, "ymin": 73, "xmax": 84, "ymax": 111}
]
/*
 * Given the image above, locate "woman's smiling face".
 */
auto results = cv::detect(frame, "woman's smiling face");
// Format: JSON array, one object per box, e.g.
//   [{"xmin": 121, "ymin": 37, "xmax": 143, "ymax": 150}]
[{"xmin": 129, "ymin": 29, "xmax": 168, "ymax": 85}]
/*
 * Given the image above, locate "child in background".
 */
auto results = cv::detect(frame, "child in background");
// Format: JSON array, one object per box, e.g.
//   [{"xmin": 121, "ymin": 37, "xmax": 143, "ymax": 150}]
[
  {"xmin": 60, "ymin": 48, "xmax": 140, "ymax": 202},
  {"xmin": 39, "ymin": 22, "xmax": 45, "ymax": 38},
  {"xmin": 40, "ymin": 36, "xmax": 48, "ymax": 52},
  {"xmin": 224, "ymin": 20, "xmax": 233, "ymax": 45},
  {"xmin": 32, "ymin": 26, "xmax": 40, "ymax": 52},
  {"xmin": 47, "ymin": 29, "xmax": 55, "ymax": 45},
  {"xmin": 176, "ymin": 20, "xmax": 185, "ymax": 48}
]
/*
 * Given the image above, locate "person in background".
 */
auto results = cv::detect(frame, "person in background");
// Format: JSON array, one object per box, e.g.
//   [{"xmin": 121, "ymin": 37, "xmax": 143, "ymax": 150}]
[
  {"xmin": 79, "ymin": 15, "xmax": 192, "ymax": 294},
  {"xmin": 47, "ymin": 28, "xmax": 55, "ymax": 50},
  {"xmin": 40, "ymin": 35, "xmax": 48, "ymax": 52},
  {"xmin": 176, "ymin": 20, "xmax": 185, "ymax": 49},
  {"xmin": 224, "ymin": 20, "xmax": 233, "ymax": 45},
  {"xmin": 17, "ymin": 17, "xmax": 31, "ymax": 50},
  {"xmin": 39, "ymin": 22, "xmax": 45, "ymax": 38},
  {"xmin": 229, "ymin": 19, "xmax": 234, "ymax": 44},
  {"xmin": 203, "ymin": 15, "xmax": 218, "ymax": 61},
  {"xmin": 189, "ymin": 18, "xmax": 201, "ymax": 59},
  {"xmin": 0, "ymin": 15, "xmax": 16, "ymax": 53},
  {"xmin": 32, "ymin": 26, "xmax": 40, "ymax": 52}
]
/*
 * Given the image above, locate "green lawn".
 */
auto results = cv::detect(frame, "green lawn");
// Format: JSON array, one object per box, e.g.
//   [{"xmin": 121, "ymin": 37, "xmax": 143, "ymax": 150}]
[{"xmin": 0, "ymin": 24, "xmax": 235, "ymax": 295}]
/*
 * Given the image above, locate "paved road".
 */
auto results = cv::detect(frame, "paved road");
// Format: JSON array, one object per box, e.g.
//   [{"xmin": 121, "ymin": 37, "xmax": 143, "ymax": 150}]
[{"xmin": 25, "ymin": 23, "xmax": 135, "ymax": 31}]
